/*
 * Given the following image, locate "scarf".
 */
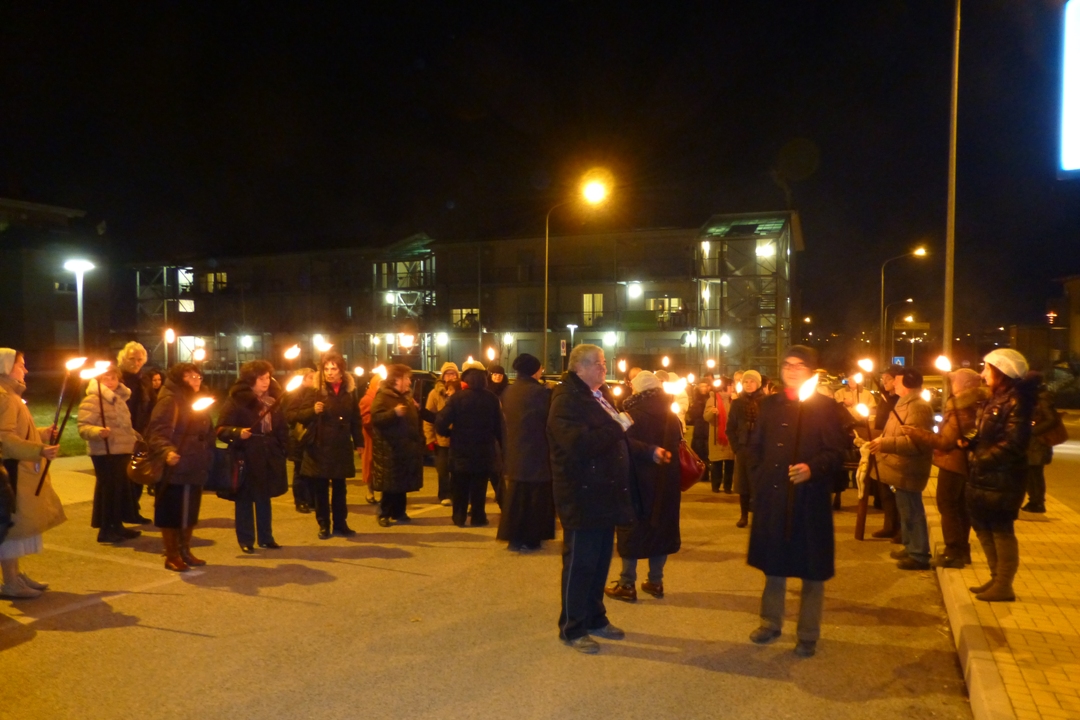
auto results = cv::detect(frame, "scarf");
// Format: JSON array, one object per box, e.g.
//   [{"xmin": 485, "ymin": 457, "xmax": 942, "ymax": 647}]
[
  {"xmin": 713, "ymin": 392, "xmax": 729, "ymax": 445},
  {"xmin": 258, "ymin": 393, "xmax": 275, "ymax": 433}
]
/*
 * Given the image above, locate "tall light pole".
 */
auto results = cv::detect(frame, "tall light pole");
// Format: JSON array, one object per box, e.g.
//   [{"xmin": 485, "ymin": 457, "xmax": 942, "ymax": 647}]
[
  {"xmin": 543, "ymin": 171, "xmax": 612, "ymax": 367},
  {"xmin": 879, "ymin": 247, "xmax": 926, "ymax": 361},
  {"xmin": 63, "ymin": 259, "xmax": 95, "ymax": 354},
  {"xmin": 883, "ymin": 298, "xmax": 914, "ymax": 362},
  {"xmin": 944, "ymin": 0, "xmax": 961, "ymax": 356}
]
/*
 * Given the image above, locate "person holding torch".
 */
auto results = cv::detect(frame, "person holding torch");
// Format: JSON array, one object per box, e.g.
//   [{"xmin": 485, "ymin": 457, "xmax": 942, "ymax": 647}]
[{"xmin": 746, "ymin": 346, "xmax": 847, "ymax": 658}]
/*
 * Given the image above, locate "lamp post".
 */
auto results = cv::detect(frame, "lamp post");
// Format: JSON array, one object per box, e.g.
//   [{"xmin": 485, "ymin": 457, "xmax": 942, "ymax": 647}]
[
  {"xmin": 63, "ymin": 259, "xmax": 95, "ymax": 354},
  {"xmin": 879, "ymin": 248, "xmax": 926, "ymax": 361},
  {"xmin": 883, "ymin": 298, "xmax": 913, "ymax": 363},
  {"xmin": 543, "ymin": 171, "xmax": 611, "ymax": 367}
]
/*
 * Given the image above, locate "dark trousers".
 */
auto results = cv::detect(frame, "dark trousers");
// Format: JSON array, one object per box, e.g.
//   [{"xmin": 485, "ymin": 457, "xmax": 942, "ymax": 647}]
[
  {"xmin": 559, "ymin": 527, "xmax": 614, "ymax": 641},
  {"xmin": 235, "ymin": 482, "xmax": 274, "ymax": 546},
  {"xmin": 452, "ymin": 471, "xmax": 489, "ymax": 526},
  {"xmin": 291, "ymin": 460, "xmax": 313, "ymax": 507},
  {"xmin": 936, "ymin": 468, "xmax": 971, "ymax": 559},
  {"xmin": 312, "ymin": 477, "xmax": 347, "ymax": 531},
  {"xmin": 91, "ymin": 454, "xmax": 133, "ymax": 531},
  {"xmin": 380, "ymin": 491, "xmax": 407, "ymax": 520},
  {"xmin": 127, "ymin": 478, "xmax": 146, "ymax": 522},
  {"xmin": 879, "ymin": 483, "xmax": 901, "ymax": 535},
  {"xmin": 489, "ymin": 472, "xmax": 504, "ymax": 507},
  {"xmin": 434, "ymin": 446, "xmax": 451, "ymax": 501},
  {"xmin": 1025, "ymin": 465, "xmax": 1046, "ymax": 507},
  {"xmin": 711, "ymin": 460, "xmax": 734, "ymax": 492}
]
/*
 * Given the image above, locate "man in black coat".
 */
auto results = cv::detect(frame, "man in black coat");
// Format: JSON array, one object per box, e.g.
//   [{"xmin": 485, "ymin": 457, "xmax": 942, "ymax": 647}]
[
  {"xmin": 547, "ymin": 344, "xmax": 670, "ymax": 654},
  {"xmin": 747, "ymin": 346, "xmax": 848, "ymax": 658}
]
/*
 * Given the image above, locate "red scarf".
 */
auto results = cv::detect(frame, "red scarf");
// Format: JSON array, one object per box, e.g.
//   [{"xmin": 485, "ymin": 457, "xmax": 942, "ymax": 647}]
[{"xmin": 714, "ymin": 392, "xmax": 729, "ymax": 445}]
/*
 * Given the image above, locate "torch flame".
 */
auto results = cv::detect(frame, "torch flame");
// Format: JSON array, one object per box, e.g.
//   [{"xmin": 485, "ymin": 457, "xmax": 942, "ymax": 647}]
[
  {"xmin": 617, "ymin": 359, "xmax": 627, "ymax": 373},
  {"xmin": 857, "ymin": 358, "xmax": 874, "ymax": 373},
  {"xmin": 852, "ymin": 372, "xmax": 863, "ymax": 385},
  {"xmin": 284, "ymin": 345, "xmax": 301, "ymax": 360},
  {"xmin": 713, "ymin": 379, "xmax": 723, "ymax": 389},
  {"xmin": 374, "ymin": 364, "xmax": 387, "ymax": 380},
  {"xmin": 920, "ymin": 389, "xmax": 932, "ymax": 403},
  {"xmin": 285, "ymin": 375, "xmax": 304, "ymax": 393},
  {"xmin": 192, "ymin": 348, "xmax": 206, "ymax": 362},
  {"xmin": 798, "ymin": 375, "xmax": 818, "ymax": 402},
  {"xmin": 856, "ymin": 403, "xmax": 870, "ymax": 418},
  {"xmin": 94, "ymin": 360, "xmax": 111, "ymax": 369},
  {"xmin": 687, "ymin": 373, "xmax": 695, "ymax": 384},
  {"xmin": 934, "ymin": 355, "xmax": 952, "ymax": 373},
  {"xmin": 192, "ymin": 397, "xmax": 215, "ymax": 411},
  {"xmin": 611, "ymin": 385, "xmax": 623, "ymax": 397},
  {"xmin": 661, "ymin": 356, "xmax": 670, "ymax": 368},
  {"xmin": 66, "ymin": 357, "xmax": 88, "ymax": 371},
  {"xmin": 353, "ymin": 366, "xmax": 365, "ymax": 377},
  {"xmin": 670, "ymin": 401, "xmax": 681, "ymax": 414},
  {"xmin": 706, "ymin": 359, "xmax": 716, "ymax": 369},
  {"xmin": 79, "ymin": 366, "xmax": 107, "ymax": 380},
  {"xmin": 735, "ymin": 382, "xmax": 743, "ymax": 395},
  {"xmin": 662, "ymin": 378, "xmax": 688, "ymax": 396}
]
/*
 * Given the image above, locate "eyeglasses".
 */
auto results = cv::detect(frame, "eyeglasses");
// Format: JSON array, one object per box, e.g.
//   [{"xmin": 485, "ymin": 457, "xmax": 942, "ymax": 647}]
[
  {"xmin": 781, "ymin": 361, "xmax": 808, "ymax": 371},
  {"xmin": 183, "ymin": 374, "xmax": 202, "ymax": 382}
]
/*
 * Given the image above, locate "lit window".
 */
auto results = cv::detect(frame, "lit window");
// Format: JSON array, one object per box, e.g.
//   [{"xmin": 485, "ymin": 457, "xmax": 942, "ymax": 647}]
[
  {"xmin": 178, "ymin": 269, "xmax": 194, "ymax": 292},
  {"xmin": 200, "ymin": 272, "xmax": 227, "ymax": 293},
  {"xmin": 54, "ymin": 281, "xmax": 76, "ymax": 294},
  {"xmin": 178, "ymin": 299, "xmax": 195, "ymax": 313},
  {"xmin": 452, "ymin": 308, "xmax": 479, "ymax": 329},
  {"xmin": 583, "ymin": 293, "xmax": 603, "ymax": 327}
]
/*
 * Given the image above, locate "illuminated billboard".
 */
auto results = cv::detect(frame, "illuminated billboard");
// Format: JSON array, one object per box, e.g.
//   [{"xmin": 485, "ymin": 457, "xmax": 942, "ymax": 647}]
[{"xmin": 1063, "ymin": 0, "xmax": 1080, "ymax": 178}]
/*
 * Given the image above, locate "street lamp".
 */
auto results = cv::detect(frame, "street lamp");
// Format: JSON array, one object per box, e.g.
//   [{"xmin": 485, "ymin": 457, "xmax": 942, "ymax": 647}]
[
  {"xmin": 880, "ymin": 247, "xmax": 927, "ymax": 361},
  {"xmin": 63, "ymin": 259, "xmax": 94, "ymax": 354},
  {"xmin": 883, "ymin": 298, "xmax": 913, "ymax": 361},
  {"xmin": 566, "ymin": 324, "xmax": 578, "ymax": 349},
  {"xmin": 164, "ymin": 327, "xmax": 175, "ymax": 367},
  {"xmin": 543, "ymin": 170, "xmax": 612, "ymax": 366}
]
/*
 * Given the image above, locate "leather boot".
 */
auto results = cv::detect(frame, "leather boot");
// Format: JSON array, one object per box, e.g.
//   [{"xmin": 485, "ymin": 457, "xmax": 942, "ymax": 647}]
[
  {"xmin": 969, "ymin": 530, "xmax": 997, "ymax": 594},
  {"xmin": 736, "ymin": 494, "xmax": 749, "ymax": 528},
  {"xmin": 977, "ymin": 532, "xmax": 1018, "ymax": 602},
  {"xmin": 163, "ymin": 529, "xmax": 190, "ymax": 572},
  {"xmin": 180, "ymin": 526, "xmax": 206, "ymax": 567}
]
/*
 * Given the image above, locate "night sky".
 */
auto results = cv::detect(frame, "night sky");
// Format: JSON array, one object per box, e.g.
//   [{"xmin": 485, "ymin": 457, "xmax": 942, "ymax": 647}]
[{"xmin": 2, "ymin": 1, "xmax": 1078, "ymax": 335}]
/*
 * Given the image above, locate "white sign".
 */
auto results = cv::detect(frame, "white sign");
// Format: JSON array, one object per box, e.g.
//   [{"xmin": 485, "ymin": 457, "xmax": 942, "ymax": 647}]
[{"xmin": 560, "ymin": 340, "xmax": 567, "ymax": 355}]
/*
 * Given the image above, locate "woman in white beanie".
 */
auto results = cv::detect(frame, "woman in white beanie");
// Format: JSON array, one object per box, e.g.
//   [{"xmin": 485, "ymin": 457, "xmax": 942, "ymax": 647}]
[{"xmin": 963, "ymin": 349, "xmax": 1037, "ymax": 602}]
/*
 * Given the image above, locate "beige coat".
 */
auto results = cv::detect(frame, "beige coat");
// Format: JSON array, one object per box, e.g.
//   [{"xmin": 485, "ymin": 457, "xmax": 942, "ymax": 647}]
[
  {"xmin": 874, "ymin": 392, "xmax": 934, "ymax": 493},
  {"xmin": 423, "ymin": 381, "xmax": 452, "ymax": 447},
  {"xmin": 702, "ymin": 392, "xmax": 735, "ymax": 462},
  {"xmin": 0, "ymin": 375, "xmax": 66, "ymax": 541},
  {"xmin": 78, "ymin": 379, "xmax": 139, "ymax": 456}
]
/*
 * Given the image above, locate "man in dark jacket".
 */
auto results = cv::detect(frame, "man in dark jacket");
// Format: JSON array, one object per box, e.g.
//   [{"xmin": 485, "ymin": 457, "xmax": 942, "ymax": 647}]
[
  {"xmin": 747, "ymin": 346, "xmax": 848, "ymax": 659},
  {"xmin": 547, "ymin": 344, "xmax": 670, "ymax": 654},
  {"xmin": 435, "ymin": 366, "xmax": 504, "ymax": 527}
]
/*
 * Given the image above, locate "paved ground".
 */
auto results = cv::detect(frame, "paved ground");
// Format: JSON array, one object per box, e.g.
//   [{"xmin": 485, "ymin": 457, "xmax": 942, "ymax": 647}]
[{"xmin": 3, "ymin": 459, "xmax": 971, "ymax": 720}]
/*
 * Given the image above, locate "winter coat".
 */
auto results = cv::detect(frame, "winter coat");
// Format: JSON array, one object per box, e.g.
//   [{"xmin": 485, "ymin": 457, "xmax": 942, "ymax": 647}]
[
  {"xmin": 1027, "ymin": 388, "xmax": 1057, "ymax": 466},
  {"xmin": 874, "ymin": 392, "xmax": 898, "ymax": 431},
  {"xmin": 873, "ymin": 392, "xmax": 934, "ymax": 493},
  {"xmin": 295, "ymin": 372, "xmax": 361, "ymax": 479},
  {"xmin": 834, "ymin": 385, "xmax": 876, "ymax": 422},
  {"xmin": 903, "ymin": 387, "xmax": 987, "ymax": 476},
  {"xmin": 746, "ymin": 390, "xmax": 848, "ymax": 581},
  {"xmin": 146, "ymin": 379, "xmax": 215, "ymax": 487},
  {"xmin": 434, "ymin": 368, "xmax": 504, "ymax": 475},
  {"xmin": 547, "ymin": 370, "xmax": 653, "ymax": 531},
  {"xmin": 359, "ymin": 380, "xmax": 378, "ymax": 484},
  {"xmin": 726, "ymin": 390, "xmax": 764, "ymax": 453},
  {"xmin": 280, "ymin": 389, "xmax": 307, "ymax": 464},
  {"xmin": 0, "ymin": 374, "xmax": 66, "ymax": 541},
  {"xmin": 703, "ymin": 391, "xmax": 735, "ymax": 462},
  {"xmin": 617, "ymin": 389, "xmax": 682, "ymax": 559},
  {"xmin": 77, "ymin": 379, "xmax": 139, "ymax": 456},
  {"xmin": 500, "ymin": 376, "xmax": 551, "ymax": 484},
  {"xmin": 967, "ymin": 383, "xmax": 1032, "ymax": 510},
  {"xmin": 370, "ymin": 382, "xmax": 424, "ymax": 493},
  {"xmin": 121, "ymin": 370, "xmax": 153, "ymax": 435},
  {"xmin": 216, "ymin": 380, "xmax": 289, "ymax": 499},
  {"xmin": 423, "ymin": 381, "xmax": 452, "ymax": 448}
]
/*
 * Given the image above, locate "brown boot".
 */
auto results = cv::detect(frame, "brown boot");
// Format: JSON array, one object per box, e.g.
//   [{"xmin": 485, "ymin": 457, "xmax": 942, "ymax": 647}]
[
  {"xmin": 977, "ymin": 532, "xmax": 1017, "ymax": 602},
  {"xmin": 872, "ymin": 489, "xmax": 899, "ymax": 538},
  {"xmin": 163, "ymin": 529, "xmax": 189, "ymax": 572},
  {"xmin": 969, "ymin": 530, "xmax": 997, "ymax": 594},
  {"xmin": 180, "ymin": 526, "xmax": 206, "ymax": 567}
]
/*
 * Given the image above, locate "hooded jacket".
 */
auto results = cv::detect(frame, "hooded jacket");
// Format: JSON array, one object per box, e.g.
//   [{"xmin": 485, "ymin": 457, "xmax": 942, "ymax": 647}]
[
  {"xmin": 78, "ymin": 379, "xmax": 139, "ymax": 456},
  {"xmin": 903, "ymin": 386, "xmax": 987, "ymax": 475}
]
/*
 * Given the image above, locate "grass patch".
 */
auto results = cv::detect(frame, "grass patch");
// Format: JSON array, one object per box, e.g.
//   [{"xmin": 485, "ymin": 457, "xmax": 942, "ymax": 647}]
[{"xmin": 26, "ymin": 400, "xmax": 87, "ymax": 457}]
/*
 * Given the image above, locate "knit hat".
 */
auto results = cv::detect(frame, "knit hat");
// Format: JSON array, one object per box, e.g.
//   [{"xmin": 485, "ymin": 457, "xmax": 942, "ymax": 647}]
[
  {"xmin": 951, "ymin": 367, "xmax": 981, "ymax": 391},
  {"xmin": 631, "ymin": 370, "xmax": 662, "ymax": 394},
  {"xmin": 782, "ymin": 345, "xmax": 818, "ymax": 368},
  {"xmin": 439, "ymin": 362, "xmax": 460, "ymax": 378},
  {"xmin": 0, "ymin": 348, "xmax": 15, "ymax": 376},
  {"xmin": 984, "ymin": 348, "xmax": 1028, "ymax": 380},
  {"xmin": 488, "ymin": 364, "xmax": 506, "ymax": 376},
  {"xmin": 882, "ymin": 364, "xmax": 905, "ymax": 379},
  {"xmin": 512, "ymin": 353, "xmax": 541, "ymax": 378},
  {"xmin": 900, "ymin": 368, "xmax": 924, "ymax": 389},
  {"xmin": 741, "ymin": 369, "xmax": 761, "ymax": 386},
  {"xmin": 461, "ymin": 359, "xmax": 486, "ymax": 372},
  {"xmin": 654, "ymin": 370, "xmax": 670, "ymax": 382}
]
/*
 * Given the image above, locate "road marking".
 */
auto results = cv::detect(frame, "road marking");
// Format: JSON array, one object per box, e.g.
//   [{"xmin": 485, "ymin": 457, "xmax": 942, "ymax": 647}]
[{"xmin": 45, "ymin": 543, "xmax": 172, "ymax": 571}]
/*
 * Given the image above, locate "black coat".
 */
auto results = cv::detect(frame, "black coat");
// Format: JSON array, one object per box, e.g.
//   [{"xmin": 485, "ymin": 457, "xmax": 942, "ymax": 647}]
[
  {"xmin": 746, "ymin": 390, "xmax": 848, "ymax": 581},
  {"xmin": 216, "ymin": 380, "xmax": 289, "ymax": 499},
  {"xmin": 617, "ymin": 389, "xmax": 682, "ymax": 559},
  {"xmin": 295, "ymin": 373, "xmax": 362, "ymax": 479},
  {"xmin": 146, "ymin": 379, "xmax": 215, "ymax": 487},
  {"xmin": 370, "ymin": 383, "xmax": 424, "ymax": 494},
  {"xmin": 122, "ymin": 370, "xmax": 152, "ymax": 435},
  {"xmin": 726, "ymin": 390, "xmax": 764, "ymax": 453},
  {"xmin": 967, "ymin": 384, "xmax": 1032, "ymax": 515},
  {"xmin": 501, "ymin": 376, "xmax": 552, "ymax": 484},
  {"xmin": 434, "ymin": 368, "xmax": 504, "ymax": 475},
  {"xmin": 279, "ymin": 389, "xmax": 307, "ymax": 463},
  {"xmin": 547, "ymin": 370, "xmax": 652, "ymax": 531}
]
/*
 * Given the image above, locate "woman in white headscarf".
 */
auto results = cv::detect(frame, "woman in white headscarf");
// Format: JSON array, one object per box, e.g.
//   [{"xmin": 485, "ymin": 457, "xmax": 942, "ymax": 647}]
[{"xmin": 0, "ymin": 349, "xmax": 65, "ymax": 599}]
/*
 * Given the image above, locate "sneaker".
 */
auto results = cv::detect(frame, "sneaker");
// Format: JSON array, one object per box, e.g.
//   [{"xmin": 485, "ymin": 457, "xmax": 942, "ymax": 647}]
[
  {"xmin": 18, "ymin": 573, "xmax": 47, "ymax": 591},
  {"xmin": 589, "ymin": 623, "xmax": 625, "ymax": 640},
  {"xmin": 604, "ymin": 581, "xmax": 637, "ymax": 602},
  {"xmin": 0, "ymin": 582, "xmax": 41, "ymax": 599},
  {"xmin": 563, "ymin": 635, "xmax": 600, "ymax": 654},
  {"xmin": 641, "ymin": 580, "xmax": 664, "ymax": 598},
  {"xmin": 440, "ymin": 498, "xmax": 452, "ymax": 507},
  {"xmin": 889, "ymin": 547, "xmax": 909, "ymax": 560},
  {"xmin": 749, "ymin": 627, "xmax": 781, "ymax": 645},
  {"xmin": 897, "ymin": 557, "xmax": 931, "ymax": 571},
  {"xmin": 794, "ymin": 640, "xmax": 817, "ymax": 658}
]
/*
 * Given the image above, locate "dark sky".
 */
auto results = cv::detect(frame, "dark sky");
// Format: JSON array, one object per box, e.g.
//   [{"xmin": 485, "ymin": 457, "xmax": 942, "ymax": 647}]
[{"xmin": 2, "ymin": 1, "xmax": 1077, "ymax": 335}]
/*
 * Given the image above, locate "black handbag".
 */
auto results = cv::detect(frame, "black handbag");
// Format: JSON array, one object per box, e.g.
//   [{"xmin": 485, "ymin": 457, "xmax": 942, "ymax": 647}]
[{"xmin": 206, "ymin": 446, "xmax": 245, "ymax": 500}]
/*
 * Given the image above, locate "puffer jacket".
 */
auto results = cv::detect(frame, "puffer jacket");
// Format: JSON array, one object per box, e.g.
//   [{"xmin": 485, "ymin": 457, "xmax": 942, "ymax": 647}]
[
  {"xmin": 1027, "ymin": 388, "xmax": 1057, "ymax": 466},
  {"xmin": 146, "ymin": 378, "xmax": 215, "ymax": 486},
  {"xmin": 77, "ymin": 379, "xmax": 139, "ymax": 456},
  {"xmin": 370, "ymin": 382, "xmax": 424, "ymax": 494},
  {"xmin": 903, "ymin": 386, "xmax": 987, "ymax": 475},
  {"xmin": 967, "ymin": 384, "xmax": 1032, "ymax": 499},
  {"xmin": 874, "ymin": 392, "xmax": 934, "ymax": 493}
]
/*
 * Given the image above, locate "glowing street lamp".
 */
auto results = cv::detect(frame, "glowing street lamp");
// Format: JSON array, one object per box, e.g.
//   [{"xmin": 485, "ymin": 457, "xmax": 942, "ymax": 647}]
[
  {"xmin": 706, "ymin": 359, "xmax": 716, "ymax": 370},
  {"xmin": 63, "ymin": 259, "xmax": 95, "ymax": 354},
  {"xmin": 164, "ymin": 328, "xmax": 175, "ymax": 367},
  {"xmin": 192, "ymin": 348, "xmax": 207, "ymax": 362},
  {"xmin": 486, "ymin": 347, "xmax": 496, "ymax": 362},
  {"xmin": 353, "ymin": 366, "xmax": 365, "ymax": 377},
  {"xmin": 661, "ymin": 356, "xmax": 670, "ymax": 368},
  {"xmin": 313, "ymin": 335, "xmax": 333, "ymax": 353},
  {"xmin": 880, "ymin": 249, "xmax": 928, "ymax": 359}
]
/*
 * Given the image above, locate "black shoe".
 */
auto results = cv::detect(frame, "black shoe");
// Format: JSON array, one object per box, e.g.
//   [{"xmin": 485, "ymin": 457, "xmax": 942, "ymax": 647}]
[
  {"xmin": 133, "ymin": 515, "xmax": 153, "ymax": 525},
  {"xmin": 365, "ymin": 495, "xmax": 378, "ymax": 505},
  {"xmin": 295, "ymin": 503, "xmax": 313, "ymax": 514},
  {"xmin": 897, "ymin": 557, "xmax": 931, "ymax": 571},
  {"xmin": 889, "ymin": 547, "xmax": 909, "ymax": 560},
  {"xmin": 794, "ymin": 640, "xmax": 817, "ymax": 658},
  {"xmin": 393, "ymin": 514, "xmax": 412, "ymax": 523},
  {"xmin": 749, "ymin": 627, "xmax": 781, "ymax": 645},
  {"xmin": 258, "ymin": 541, "xmax": 282, "ymax": 549},
  {"xmin": 97, "ymin": 530, "xmax": 124, "ymax": 544},
  {"xmin": 332, "ymin": 525, "xmax": 357, "ymax": 537},
  {"xmin": 239, "ymin": 545, "xmax": 255, "ymax": 554},
  {"xmin": 711, "ymin": 486, "xmax": 721, "ymax": 493},
  {"xmin": 115, "ymin": 526, "xmax": 142, "ymax": 540},
  {"xmin": 377, "ymin": 517, "xmax": 391, "ymax": 528},
  {"xmin": 470, "ymin": 518, "xmax": 489, "ymax": 527},
  {"xmin": 318, "ymin": 527, "xmax": 331, "ymax": 540},
  {"xmin": 931, "ymin": 554, "xmax": 965, "ymax": 569},
  {"xmin": 1021, "ymin": 503, "xmax": 1046, "ymax": 514}
]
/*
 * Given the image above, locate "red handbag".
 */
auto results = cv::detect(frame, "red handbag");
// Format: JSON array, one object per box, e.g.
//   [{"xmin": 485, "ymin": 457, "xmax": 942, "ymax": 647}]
[{"xmin": 678, "ymin": 438, "xmax": 706, "ymax": 492}]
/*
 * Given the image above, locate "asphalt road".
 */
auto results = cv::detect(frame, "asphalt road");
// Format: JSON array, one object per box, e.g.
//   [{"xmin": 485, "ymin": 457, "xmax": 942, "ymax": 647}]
[
  {"xmin": 2, "ymin": 470, "xmax": 971, "ymax": 720},
  {"xmin": 1043, "ymin": 439, "xmax": 1080, "ymax": 515}
]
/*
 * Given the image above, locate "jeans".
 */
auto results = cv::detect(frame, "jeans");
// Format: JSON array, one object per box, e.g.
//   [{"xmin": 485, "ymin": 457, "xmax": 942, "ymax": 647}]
[
  {"xmin": 235, "ymin": 482, "xmax": 274, "ymax": 546},
  {"xmin": 760, "ymin": 575, "xmax": 825, "ymax": 642},
  {"xmin": 559, "ymin": 527, "xmax": 614, "ymax": 640},
  {"xmin": 895, "ymin": 487, "xmax": 930, "ymax": 564},
  {"xmin": 619, "ymin": 555, "xmax": 667, "ymax": 585}
]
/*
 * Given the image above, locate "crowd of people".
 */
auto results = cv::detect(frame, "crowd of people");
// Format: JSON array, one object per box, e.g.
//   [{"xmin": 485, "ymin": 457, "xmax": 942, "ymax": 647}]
[{"xmin": 0, "ymin": 339, "xmax": 1064, "ymax": 657}]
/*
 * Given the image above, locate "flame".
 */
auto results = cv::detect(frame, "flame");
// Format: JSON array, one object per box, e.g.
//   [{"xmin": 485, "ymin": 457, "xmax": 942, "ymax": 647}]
[
  {"xmin": 857, "ymin": 358, "xmax": 874, "ymax": 373},
  {"xmin": 286, "ymin": 375, "xmax": 304, "ymax": 393},
  {"xmin": 486, "ymin": 347, "xmax": 496, "ymax": 362},
  {"xmin": 79, "ymin": 366, "xmax": 107, "ymax": 380},
  {"xmin": 353, "ymin": 366, "xmax": 365, "ymax": 377},
  {"xmin": 855, "ymin": 403, "xmax": 870, "ymax": 418},
  {"xmin": 934, "ymin": 355, "xmax": 952, "ymax": 373},
  {"xmin": 611, "ymin": 385, "xmax": 623, "ymax": 397},
  {"xmin": 921, "ymin": 389, "xmax": 932, "ymax": 402},
  {"xmin": 192, "ymin": 348, "xmax": 206, "ymax": 362},
  {"xmin": 662, "ymin": 378, "xmax": 687, "ymax": 396},
  {"xmin": 94, "ymin": 360, "xmax": 111, "ymax": 369},
  {"xmin": 798, "ymin": 375, "xmax": 818, "ymax": 402},
  {"xmin": 374, "ymin": 364, "xmax": 387, "ymax": 379},
  {"xmin": 617, "ymin": 359, "xmax": 627, "ymax": 373},
  {"xmin": 284, "ymin": 345, "xmax": 301, "ymax": 360},
  {"xmin": 735, "ymin": 382, "xmax": 743, "ymax": 395},
  {"xmin": 466, "ymin": 356, "xmax": 474, "ymax": 364},
  {"xmin": 661, "ymin": 356, "xmax": 670, "ymax": 368},
  {"xmin": 66, "ymin": 357, "xmax": 88, "ymax": 371},
  {"xmin": 192, "ymin": 397, "xmax": 215, "ymax": 411},
  {"xmin": 687, "ymin": 373, "xmax": 695, "ymax": 384},
  {"xmin": 670, "ymin": 402, "xmax": 681, "ymax": 414},
  {"xmin": 713, "ymin": 379, "xmax": 723, "ymax": 389},
  {"xmin": 706, "ymin": 359, "xmax": 716, "ymax": 369},
  {"xmin": 852, "ymin": 372, "xmax": 863, "ymax": 385}
]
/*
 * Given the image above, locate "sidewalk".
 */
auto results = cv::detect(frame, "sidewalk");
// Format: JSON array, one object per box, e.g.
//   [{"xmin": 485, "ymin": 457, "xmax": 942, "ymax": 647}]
[{"xmin": 927, "ymin": 448, "xmax": 1080, "ymax": 720}]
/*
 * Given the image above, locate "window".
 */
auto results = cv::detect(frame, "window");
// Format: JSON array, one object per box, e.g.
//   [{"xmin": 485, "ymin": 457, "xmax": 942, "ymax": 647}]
[
  {"xmin": 54, "ymin": 281, "xmax": 75, "ymax": 294},
  {"xmin": 178, "ymin": 269, "xmax": 195, "ymax": 292},
  {"xmin": 583, "ymin": 293, "xmax": 603, "ymax": 327},
  {"xmin": 200, "ymin": 272, "xmax": 227, "ymax": 293},
  {"xmin": 178, "ymin": 299, "xmax": 195, "ymax": 313},
  {"xmin": 453, "ymin": 308, "xmax": 479, "ymax": 329},
  {"xmin": 345, "ymin": 305, "xmax": 353, "ymax": 320}
]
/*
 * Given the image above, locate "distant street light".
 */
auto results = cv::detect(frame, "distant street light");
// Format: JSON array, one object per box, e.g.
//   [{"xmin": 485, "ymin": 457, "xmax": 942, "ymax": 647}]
[
  {"xmin": 164, "ymin": 327, "xmax": 175, "ymax": 367},
  {"xmin": 63, "ymin": 259, "xmax": 95, "ymax": 354},
  {"xmin": 566, "ymin": 324, "xmax": 578, "ymax": 349},
  {"xmin": 880, "ymin": 248, "xmax": 928, "ymax": 360}
]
